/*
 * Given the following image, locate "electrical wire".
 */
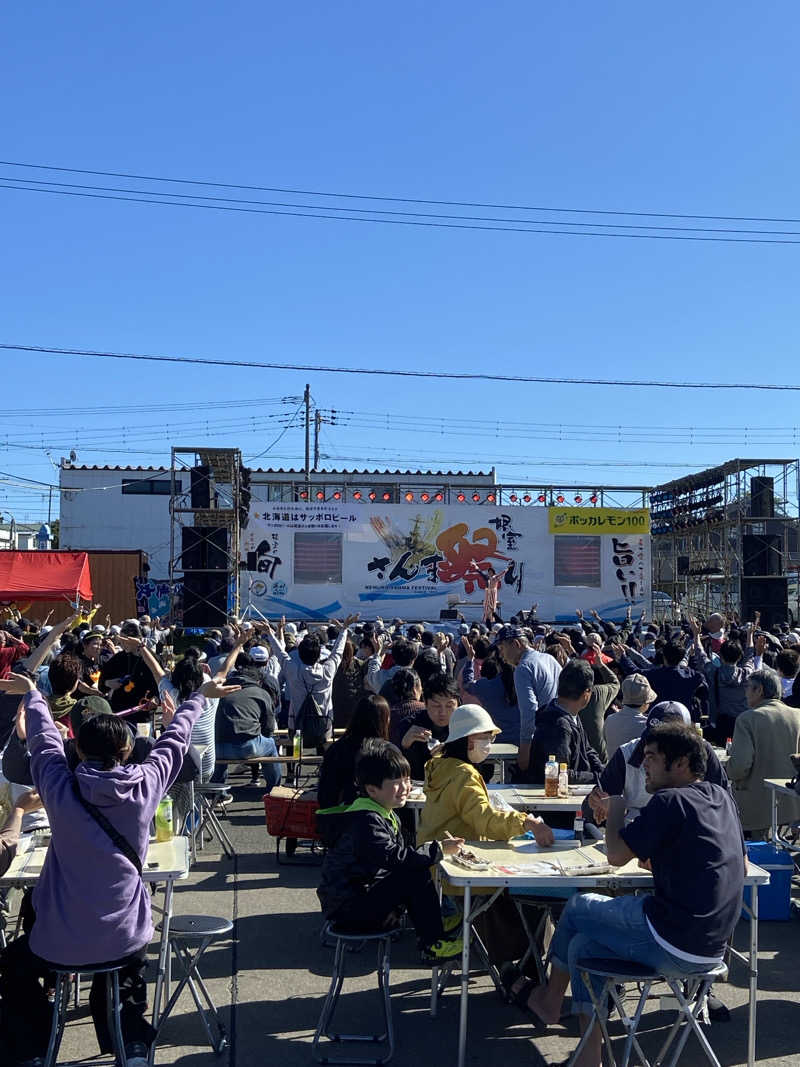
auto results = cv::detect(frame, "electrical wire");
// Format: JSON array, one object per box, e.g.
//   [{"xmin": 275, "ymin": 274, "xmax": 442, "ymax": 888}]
[
  {"xmin": 246, "ymin": 399, "xmax": 305, "ymax": 461},
  {"xmin": 4, "ymin": 175, "xmax": 800, "ymax": 238},
  {"xmin": 2, "ymin": 180, "xmax": 800, "ymax": 245},
  {"xmin": 2, "ymin": 396, "xmax": 291, "ymax": 420},
  {"xmin": 3, "ymin": 158, "xmax": 799, "ymax": 226},
  {"xmin": 1, "ymin": 343, "xmax": 797, "ymax": 391}
]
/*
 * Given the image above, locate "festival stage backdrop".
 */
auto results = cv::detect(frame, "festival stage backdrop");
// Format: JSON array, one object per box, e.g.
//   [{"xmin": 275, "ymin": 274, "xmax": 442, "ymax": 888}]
[{"xmin": 240, "ymin": 497, "xmax": 650, "ymax": 623}]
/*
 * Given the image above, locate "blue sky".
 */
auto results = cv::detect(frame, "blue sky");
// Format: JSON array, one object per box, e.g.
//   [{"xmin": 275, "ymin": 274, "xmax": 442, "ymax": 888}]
[{"xmin": 2, "ymin": 2, "xmax": 800, "ymax": 520}]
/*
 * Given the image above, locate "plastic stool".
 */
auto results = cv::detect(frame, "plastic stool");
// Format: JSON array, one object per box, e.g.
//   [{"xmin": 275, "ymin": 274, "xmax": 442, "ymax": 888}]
[
  {"xmin": 44, "ymin": 963, "xmax": 127, "ymax": 1067},
  {"xmin": 568, "ymin": 957, "xmax": 729, "ymax": 1067},
  {"xmin": 194, "ymin": 783, "xmax": 236, "ymax": 858},
  {"xmin": 313, "ymin": 924, "xmax": 395, "ymax": 1064},
  {"xmin": 155, "ymin": 915, "xmax": 233, "ymax": 1054}
]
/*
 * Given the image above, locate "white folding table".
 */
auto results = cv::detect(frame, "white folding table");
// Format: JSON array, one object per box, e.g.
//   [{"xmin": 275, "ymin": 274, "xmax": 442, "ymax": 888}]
[
  {"xmin": 0, "ymin": 833, "xmax": 190, "ymax": 1027},
  {"xmin": 439, "ymin": 838, "xmax": 769, "ymax": 1067}
]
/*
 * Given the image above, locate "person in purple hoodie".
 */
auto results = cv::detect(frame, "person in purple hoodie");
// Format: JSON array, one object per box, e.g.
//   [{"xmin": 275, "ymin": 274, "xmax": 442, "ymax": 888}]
[{"xmin": 0, "ymin": 670, "xmax": 238, "ymax": 1067}]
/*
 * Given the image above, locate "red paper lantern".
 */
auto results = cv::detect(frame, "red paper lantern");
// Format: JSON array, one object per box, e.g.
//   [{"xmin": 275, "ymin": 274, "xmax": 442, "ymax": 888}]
[
  {"xmin": 299, "ymin": 490, "xmax": 308, "ymax": 500},
  {"xmin": 457, "ymin": 493, "xmax": 466, "ymax": 502},
  {"xmin": 537, "ymin": 494, "xmax": 546, "ymax": 503},
  {"xmin": 405, "ymin": 492, "xmax": 414, "ymax": 502},
  {"xmin": 434, "ymin": 492, "xmax": 444, "ymax": 501},
  {"xmin": 590, "ymin": 494, "xmax": 598, "ymax": 504},
  {"xmin": 487, "ymin": 493, "xmax": 496, "ymax": 503},
  {"xmin": 472, "ymin": 493, "xmax": 481, "ymax": 502},
  {"xmin": 368, "ymin": 491, "xmax": 377, "ymax": 501},
  {"xmin": 353, "ymin": 491, "xmax": 362, "ymax": 500},
  {"xmin": 316, "ymin": 491, "xmax": 325, "ymax": 500},
  {"xmin": 524, "ymin": 494, "xmax": 532, "ymax": 503},
  {"xmin": 556, "ymin": 494, "xmax": 565, "ymax": 504},
  {"xmin": 332, "ymin": 491, "xmax": 342, "ymax": 500},
  {"xmin": 510, "ymin": 494, "xmax": 518, "ymax": 502},
  {"xmin": 574, "ymin": 495, "xmax": 582, "ymax": 504},
  {"xmin": 421, "ymin": 492, "xmax": 430, "ymax": 502},
  {"xmin": 382, "ymin": 491, "xmax": 391, "ymax": 501}
]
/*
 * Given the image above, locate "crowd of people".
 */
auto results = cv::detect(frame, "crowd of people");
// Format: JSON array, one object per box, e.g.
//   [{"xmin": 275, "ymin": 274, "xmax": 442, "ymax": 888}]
[{"xmin": 0, "ymin": 599, "xmax": 798, "ymax": 1066}]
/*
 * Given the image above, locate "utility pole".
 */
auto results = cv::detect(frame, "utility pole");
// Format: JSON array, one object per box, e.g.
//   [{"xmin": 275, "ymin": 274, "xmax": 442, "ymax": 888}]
[
  {"xmin": 314, "ymin": 410, "xmax": 322, "ymax": 471},
  {"xmin": 304, "ymin": 383, "xmax": 311, "ymax": 481}
]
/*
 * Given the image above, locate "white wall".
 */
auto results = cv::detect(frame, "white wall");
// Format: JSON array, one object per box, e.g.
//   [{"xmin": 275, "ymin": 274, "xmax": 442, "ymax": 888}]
[{"xmin": 59, "ymin": 468, "xmax": 178, "ymax": 579}]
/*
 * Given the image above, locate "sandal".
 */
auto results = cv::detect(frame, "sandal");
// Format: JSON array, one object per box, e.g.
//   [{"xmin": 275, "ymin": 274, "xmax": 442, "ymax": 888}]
[{"xmin": 510, "ymin": 977, "xmax": 548, "ymax": 1030}]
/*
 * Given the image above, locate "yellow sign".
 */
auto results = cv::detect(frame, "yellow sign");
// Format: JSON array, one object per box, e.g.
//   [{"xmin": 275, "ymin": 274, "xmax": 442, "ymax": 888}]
[{"xmin": 548, "ymin": 507, "xmax": 651, "ymax": 535}]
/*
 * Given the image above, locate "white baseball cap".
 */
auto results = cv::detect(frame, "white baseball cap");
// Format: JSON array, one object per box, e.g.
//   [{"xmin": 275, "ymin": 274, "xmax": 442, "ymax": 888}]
[
  {"xmin": 446, "ymin": 704, "xmax": 501, "ymax": 744},
  {"xmin": 284, "ymin": 622, "xmax": 298, "ymax": 635}
]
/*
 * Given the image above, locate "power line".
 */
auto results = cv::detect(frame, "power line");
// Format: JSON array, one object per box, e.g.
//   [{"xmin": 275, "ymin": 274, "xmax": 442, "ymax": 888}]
[
  {"xmin": 2, "ymin": 180, "xmax": 799, "ymax": 246},
  {"xmin": 3, "ymin": 158, "xmax": 799, "ymax": 226},
  {"xmin": 246, "ymin": 399, "xmax": 305, "ymax": 461},
  {"xmin": 1, "ymin": 342, "xmax": 798, "ymax": 391},
  {"xmin": 1, "ymin": 396, "xmax": 289, "ymax": 420},
  {"xmin": 4, "ymin": 175, "xmax": 800, "ymax": 238}
]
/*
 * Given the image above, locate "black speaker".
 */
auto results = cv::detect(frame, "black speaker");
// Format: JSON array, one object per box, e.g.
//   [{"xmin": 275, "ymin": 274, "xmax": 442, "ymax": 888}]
[
  {"xmin": 183, "ymin": 572, "xmax": 228, "ymax": 626},
  {"xmin": 205, "ymin": 527, "xmax": 229, "ymax": 570},
  {"xmin": 741, "ymin": 576, "xmax": 788, "ymax": 629},
  {"xmin": 742, "ymin": 533, "xmax": 782, "ymax": 576},
  {"xmin": 181, "ymin": 526, "xmax": 229, "ymax": 570},
  {"xmin": 439, "ymin": 609, "xmax": 459, "ymax": 620},
  {"xmin": 181, "ymin": 527, "xmax": 204, "ymax": 571},
  {"xmin": 750, "ymin": 476, "xmax": 775, "ymax": 519},
  {"xmin": 190, "ymin": 465, "xmax": 211, "ymax": 509}
]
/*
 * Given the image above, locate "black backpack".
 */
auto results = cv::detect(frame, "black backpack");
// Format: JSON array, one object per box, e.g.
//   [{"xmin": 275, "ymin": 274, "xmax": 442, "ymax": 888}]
[{"xmin": 296, "ymin": 674, "xmax": 328, "ymax": 747}]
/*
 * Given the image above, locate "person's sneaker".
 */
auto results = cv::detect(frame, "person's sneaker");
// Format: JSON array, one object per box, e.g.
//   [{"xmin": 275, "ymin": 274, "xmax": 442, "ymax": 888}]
[
  {"xmin": 707, "ymin": 992, "xmax": 731, "ymax": 1023},
  {"xmin": 122, "ymin": 1041, "xmax": 150, "ymax": 1067},
  {"xmin": 250, "ymin": 776, "xmax": 267, "ymax": 789},
  {"xmin": 420, "ymin": 936, "xmax": 463, "ymax": 963},
  {"xmin": 441, "ymin": 911, "xmax": 462, "ymax": 936},
  {"xmin": 216, "ymin": 791, "xmax": 234, "ymax": 806}
]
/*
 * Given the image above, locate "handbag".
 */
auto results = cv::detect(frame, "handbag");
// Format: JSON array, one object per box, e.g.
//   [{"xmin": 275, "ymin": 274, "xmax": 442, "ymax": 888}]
[{"xmin": 71, "ymin": 779, "xmax": 143, "ymax": 876}]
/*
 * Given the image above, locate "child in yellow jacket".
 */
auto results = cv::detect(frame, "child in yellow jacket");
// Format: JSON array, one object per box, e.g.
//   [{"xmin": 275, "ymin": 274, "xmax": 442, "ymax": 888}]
[{"xmin": 418, "ymin": 704, "xmax": 553, "ymax": 847}]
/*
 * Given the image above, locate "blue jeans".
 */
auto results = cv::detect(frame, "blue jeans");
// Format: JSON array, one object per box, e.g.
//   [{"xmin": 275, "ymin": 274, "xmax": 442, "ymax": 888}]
[
  {"xmin": 549, "ymin": 893, "xmax": 717, "ymax": 1018},
  {"xmin": 212, "ymin": 735, "xmax": 281, "ymax": 791}
]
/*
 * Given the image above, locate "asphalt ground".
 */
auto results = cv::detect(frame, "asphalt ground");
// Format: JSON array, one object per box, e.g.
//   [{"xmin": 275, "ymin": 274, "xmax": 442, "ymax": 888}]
[{"xmin": 7, "ymin": 772, "xmax": 800, "ymax": 1067}]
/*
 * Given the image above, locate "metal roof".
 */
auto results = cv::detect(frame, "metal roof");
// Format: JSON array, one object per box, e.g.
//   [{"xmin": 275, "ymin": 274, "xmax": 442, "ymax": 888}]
[
  {"xmin": 651, "ymin": 459, "xmax": 797, "ymax": 496},
  {"xmin": 65, "ymin": 464, "xmax": 495, "ymax": 478}
]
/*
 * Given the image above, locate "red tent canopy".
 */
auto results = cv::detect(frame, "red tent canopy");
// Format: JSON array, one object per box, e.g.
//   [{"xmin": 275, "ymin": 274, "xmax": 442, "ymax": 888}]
[{"xmin": 0, "ymin": 551, "xmax": 93, "ymax": 603}]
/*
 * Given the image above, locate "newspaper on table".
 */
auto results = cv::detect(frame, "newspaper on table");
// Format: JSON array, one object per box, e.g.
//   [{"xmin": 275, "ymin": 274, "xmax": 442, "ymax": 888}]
[{"xmin": 493, "ymin": 850, "xmax": 614, "ymax": 877}]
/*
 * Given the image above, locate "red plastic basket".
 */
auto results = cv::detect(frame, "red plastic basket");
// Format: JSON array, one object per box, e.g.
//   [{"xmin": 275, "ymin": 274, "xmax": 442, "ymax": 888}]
[{"xmin": 264, "ymin": 792, "xmax": 320, "ymax": 839}]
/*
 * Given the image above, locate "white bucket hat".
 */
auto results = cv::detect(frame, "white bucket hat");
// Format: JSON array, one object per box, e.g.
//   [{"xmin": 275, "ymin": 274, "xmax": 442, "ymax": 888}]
[{"xmin": 446, "ymin": 704, "xmax": 501, "ymax": 744}]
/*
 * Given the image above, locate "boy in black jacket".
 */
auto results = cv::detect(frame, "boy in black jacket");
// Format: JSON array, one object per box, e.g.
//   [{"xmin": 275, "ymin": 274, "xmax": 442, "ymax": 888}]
[
  {"xmin": 530, "ymin": 660, "xmax": 605, "ymax": 784},
  {"xmin": 317, "ymin": 739, "xmax": 464, "ymax": 963}
]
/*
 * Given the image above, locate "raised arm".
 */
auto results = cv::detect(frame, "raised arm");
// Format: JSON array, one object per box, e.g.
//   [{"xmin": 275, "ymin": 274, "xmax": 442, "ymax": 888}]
[
  {"xmin": 263, "ymin": 620, "xmax": 290, "ymax": 665},
  {"xmin": 21, "ymin": 613, "xmax": 79, "ymax": 673},
  {"xmin": 214, "ymin": 630, "xmax": 247, "ymax": 680},
  {"xmin": 133, "ymin": 637, "xmax": 167, "ymax": 684}
]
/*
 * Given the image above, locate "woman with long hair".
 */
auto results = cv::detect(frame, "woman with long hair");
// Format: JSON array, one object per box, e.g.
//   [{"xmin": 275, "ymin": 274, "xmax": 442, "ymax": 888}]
[
  {"xmin": 317, "ymin": 693, "xmax": 390, "ymax": 809},
  {"xmin": 331, "ymin": 639, "xmax": 366, "ymax": 729}
]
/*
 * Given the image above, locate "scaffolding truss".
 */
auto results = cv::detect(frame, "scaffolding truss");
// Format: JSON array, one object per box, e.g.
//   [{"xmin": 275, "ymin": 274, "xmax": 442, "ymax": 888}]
[
  {"xmin": 169, "ymin": 447, "xmax": 243, "ymax": 624},
  {"xmin": 649, "ymin": 458, "xmax": 800, "ymax": 619}
]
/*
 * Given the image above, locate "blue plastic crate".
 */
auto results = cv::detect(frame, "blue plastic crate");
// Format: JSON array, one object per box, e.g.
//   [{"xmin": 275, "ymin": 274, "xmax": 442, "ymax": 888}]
[{"xmin": 742, "ymin": 841, "xmax": 794, "ymax": 921}]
